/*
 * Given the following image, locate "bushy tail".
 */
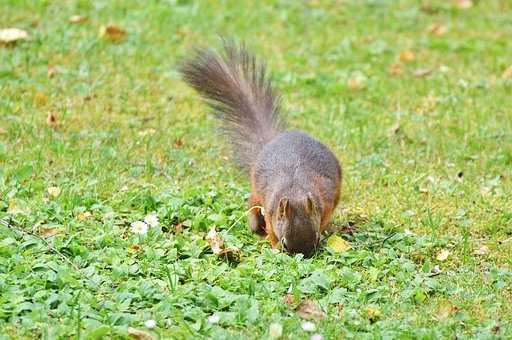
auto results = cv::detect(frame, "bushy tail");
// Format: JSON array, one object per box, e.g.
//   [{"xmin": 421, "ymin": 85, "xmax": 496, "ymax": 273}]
[{"xmin": 179, "ymin": 40, "xmax": 284, "ymax": 171}]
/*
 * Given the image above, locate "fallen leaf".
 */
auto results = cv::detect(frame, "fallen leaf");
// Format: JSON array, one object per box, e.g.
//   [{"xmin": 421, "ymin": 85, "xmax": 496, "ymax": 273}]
[
  {"xmin": 0, "ymin": 28, "xmax": 28, "ymax": 44},
  {"xmin": 34, "ymin": 92, "xmax": 47, "ymax": 106},
  {"xmin": 47, "ymin": 65, "xmax": 58, "ymax": 77},
  {"xmin": 175, "ymin": 222, "xmax": 184, "ymax": 234},
  {"xmin": 474, "ymin": 245, "xmax": 489, "ymax": 255},
  {"xmin": 413, "ymin": 68, "xmax": 434, "ymax": 78},
  {"xmin": 39, "ymin": 227, "xmax": 61, "ymax": 239},
  {"xmin": 296, "ymin": 299, "xmax": 326, "ymax": 321},
  {"xmin": 47, "ymin": 186, "xmax": 61, "ymax": 198},
  {"xmin": 77, "ymin": 211, "xmax": 92, "ymax": 221},
  {"xmin": 47, "ymin": 112, "xmax": 57, "ymax": 127},
  {"xmin": 174, "ymin": 138, "xmax": 184, "ymax": 147},
  {"xmin": 388, "ymin": 63, "xmax": 403, "ymax": 76},
  {"xmin": 435, "ymin": 301, "xmax": 459, "ymax": 320},
  {"xmin": 127, "ymin": 327, "xmax": 155, "ymax": 340},
  {"xmin": 399, "ymin": 49, "xmax": 415, "ymax": 63},
  {"xmin": 502, "ymin": 65, "xmax": 512, "ymax": 79},
  {"xmin": 0, "ymin": 127, "xmax": 6, "ymax": 134},
  {"xmin": 100, "ymin": 25, "xmax": 126, "ymax": 41},
  {"xmin": 206, "ymin": 227, "xmax": 241, "ymax": 261},
  {"xmin": 130, "ymin": 244, "xmax": 142, "ymax": 252},
  {"xmin": 363, "ymin": 306, "xmax": 381, "ymax": 322},
  {"xmin": 326, "ymin": 234, "xmax": 351, "ymax": 253},
  {"xmin": 283, "ymin": 293, "xmax": 295, "ymax": 305},
  {"xmin": 428, "ymin": 23, "xmax": 447, "ymax": 37},
  {"xmin": 436, "ymin": 249, "xmax": 450, "ymax": 261},
  {"xmin": 347, "ymin": 76, "xmax": 365, "ymax": 90},
  {"xmin": 69, "ymin": 15, "xmax": 88, "ymax": 24},
  {"xmin": 455, "ymin": 0, "xmax": 472, "ymax": 9}
]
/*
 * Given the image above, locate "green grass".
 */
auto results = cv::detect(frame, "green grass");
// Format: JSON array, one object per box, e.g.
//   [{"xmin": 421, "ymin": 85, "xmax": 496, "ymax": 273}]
[{"xmin": 1, "ymin": 0, "xmax": 512, "ymax": 338}]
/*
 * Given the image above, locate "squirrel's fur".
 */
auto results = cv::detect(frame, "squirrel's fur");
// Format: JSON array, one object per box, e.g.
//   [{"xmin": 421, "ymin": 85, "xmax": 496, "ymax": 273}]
[{"xmin": 180, "ymin": 41, "xmax": 341, "ymax": 256}]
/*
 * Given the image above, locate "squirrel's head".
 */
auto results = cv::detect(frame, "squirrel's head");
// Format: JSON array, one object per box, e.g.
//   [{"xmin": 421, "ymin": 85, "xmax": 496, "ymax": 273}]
[{"xmin": 271, "ymin": 193, "xmax": 321, "ymax": 257}]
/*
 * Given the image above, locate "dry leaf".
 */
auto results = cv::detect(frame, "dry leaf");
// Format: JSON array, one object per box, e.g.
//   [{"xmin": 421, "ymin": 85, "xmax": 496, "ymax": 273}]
[
  {"xmin": 502, "ymin": 65, "xmax": 512, "ymax": 79},
  {"xmin": 326, "ymin": 234, "xmax": 351, "ymax": 253},
  {"xmin": 206, "ymin": 227, "xmax": 241, "ymax": 261},
  {"xmin": 174, "ymin": 138, "xmax": 184, "ymax": 147},
  {"xmin": 47, "ymin": 186, "xmax": 61, "ymax": 198},
  {"xmin": 0, "ymin": 28, "xmax": 28, "ymax": 44},
  {"xmin": 69, "ymin": 15, "xmax": 88, "ymax": 24},
  {"xmin": 455, "ymin": 0, "xmax": 473, "ymax": 9},
  {"xmin": 0, "ymin": 127, "xmax": 6, "ymax": 135},
  {"xmin": 100, "ymin": 25, "xmax": 126, "ymax": 41},
  {"xmin": 436, "ymin": 249, "xmax": 450, "ymax": 261},
  {"xmin": 413, "ymin": 68, "xmax": 434, "ymax": 78},
  {"xmin": 283, "ymin": 293, "xmax": 295, "ymax": 305},
  {"xmin": 130, "ymin": 244, "xmax": 142, "ymax": 252},
  {"xmin": 47, "ymin": 65, "xmax": 58, "ymax": 77},
  {"xmin": 34, "ymin": 92, "xmax": 47, "ymax": 106},
  {"xmin": 388, "ymin": 63, "xmax": 403, "ymax": 76},
  {"xmin": 127, "ymin": 327, "xmax": 155, "ymax": 340},
  {"xmin": 296, "ymin": 299, "xmax": 326, "ymax": 320},
  {"xmin": 47, "ymin": 112, "xmax": 57, "ymax": 127},
  {"xmin": 39, "ymin": 227, "xmax": 61, "ymax": 239},
  {"xmin": 77, "ymin": 211, "xmax": 92, "ymax": 221},
  {"xmin": 428, "ymin": 23, "xmax": 447, "ymax": 37},
  {"xmin": 399, "ymin": 49, "xmax": 415, "ymax": 63},
  {"xmin": 474, "ymin": 245, "xmax": 489, "ymax": 255},
  {"xmin": 175, "ymin": 222, "xmax": 184, "ymax": 234},
  {"xmin": 435, "ymin": 301, "xmax": 458, "ymax": 320},
  {"xmin": 347, "ymin": 77, "xmax": 365, "ymax": 90}
]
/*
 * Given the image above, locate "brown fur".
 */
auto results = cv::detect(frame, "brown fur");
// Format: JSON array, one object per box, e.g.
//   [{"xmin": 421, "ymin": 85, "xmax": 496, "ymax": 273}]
[{"xmin": 180, "ymin": 41, "xmax": 342, "ymax": 256}]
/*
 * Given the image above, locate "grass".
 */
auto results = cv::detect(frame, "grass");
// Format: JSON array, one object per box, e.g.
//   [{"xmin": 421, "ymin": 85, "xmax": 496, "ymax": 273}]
[{"xmin": 1, "ymin": 0, "xmax": 512, "ymax": 338}]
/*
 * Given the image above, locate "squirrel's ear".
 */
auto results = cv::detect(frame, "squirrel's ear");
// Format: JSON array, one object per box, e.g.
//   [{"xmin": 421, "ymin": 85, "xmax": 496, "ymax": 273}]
[
  {"xmin": 278, "ymin": 197, "xmax": 289, "ymax": 218},
  {"xmin": 305, "ymin": 193, "xmax": 315, "ymax": 214}
]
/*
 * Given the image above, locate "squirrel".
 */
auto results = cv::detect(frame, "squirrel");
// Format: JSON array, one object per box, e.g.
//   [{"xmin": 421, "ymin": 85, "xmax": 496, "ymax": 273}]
[{"xmin": 179, "ymin": 41, "xmax": 342, "ymax": 257}]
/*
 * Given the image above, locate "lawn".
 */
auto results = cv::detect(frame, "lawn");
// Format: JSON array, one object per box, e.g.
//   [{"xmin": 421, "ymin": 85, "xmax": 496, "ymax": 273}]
[{"xmin": 1, "ymin": 0, "xmax": 512, "ymax": 339}]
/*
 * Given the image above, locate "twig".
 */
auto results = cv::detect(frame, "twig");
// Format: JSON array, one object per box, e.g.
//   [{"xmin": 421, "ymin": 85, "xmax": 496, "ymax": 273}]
[{"xmin": 1, "ymin": 217, "xmax": 81, "ymax": 272}]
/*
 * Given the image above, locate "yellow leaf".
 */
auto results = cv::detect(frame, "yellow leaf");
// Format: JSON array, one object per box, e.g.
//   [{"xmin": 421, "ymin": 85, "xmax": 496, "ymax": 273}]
[
  {"xmin": 347, "ymin": 76, "xmax": 365, "ymax": 90},
  {"xmin": 326, "ymin": 235, "xmax": 351, "ymax": 253},
  {"xmin": 77, "ymin": 211, "xmax": 92, "ymax": 221},
  {"xmin": 428, "ymin": 23, "xmax": 447, "ymax": 37},
  {"xmin": 502, "ymin": 65, "xmax": 512, "ymax": 79},
  {"xmin": 69, "ymin": 15, "xmax": 88, "ymax": 24},
  {"xmin": 100, "ymin": 25, "xmax": 126, "ymax": 41},
  {"xmin": 39, "ymin": 227, "xmax": 61, "ymax": 239},
  {"xmin": 436, "ymin": 249, "xmax": 449, "ymax": 261},
  {"xmin": 399, "ymin": 49, "xmax": 415, "ymax": 63},
  {"xmin": 127, "ymin": 327, "xmax": 155, "ymax": 340},
  {"xmin": 0, "ymin": 28, "xmax": 28, "ymax": 43}
]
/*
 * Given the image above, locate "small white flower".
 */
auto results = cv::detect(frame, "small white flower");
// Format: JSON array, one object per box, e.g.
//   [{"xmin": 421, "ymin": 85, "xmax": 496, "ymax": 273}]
[
  {"xmin": 144, "ymin": 213, "xmax": 159, "ymax": 228},
  {"xmin": 131, "ymin": 221, "xmax": 148, "ymax": 235},
  {"xmin": 310, "ymin": 334, "xmax": 324, "ymax": 340},
  {"xmin": 208, "ymin": 314, "xmax": 220, "ymax": 324},
  {"xmin": 144, "ymin": 319, "xmax": 156, "ymax": 329},
  {"xmin": 302, "ymin": 321, "xmax": 316, "ymax": 332}
]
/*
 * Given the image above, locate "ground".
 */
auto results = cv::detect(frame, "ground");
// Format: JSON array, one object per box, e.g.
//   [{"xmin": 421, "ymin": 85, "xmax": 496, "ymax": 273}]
[{"xmin": 1, "ymin": 0, "xmax": 512, "ymax": 339}]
